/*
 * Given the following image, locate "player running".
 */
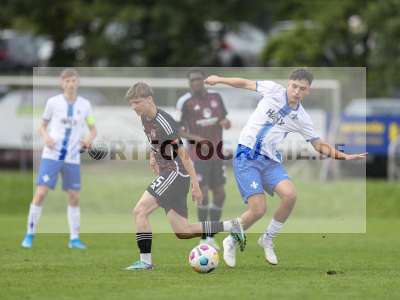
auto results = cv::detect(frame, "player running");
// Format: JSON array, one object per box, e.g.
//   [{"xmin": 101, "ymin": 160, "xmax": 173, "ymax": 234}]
[
  {"xmin": 205, "ymin": 68, "xmax": 367, "ymax": 267},
  {"xmin": 21, "ymin": 68, "xmax": 97, "ymax": 249},
  {"xmin": 176, "ymin": 69, "xmax": 231, "ymax": 250},
  {"xmin": 124, "ymin": 82, "xmax": 245, "ymax": 270}
]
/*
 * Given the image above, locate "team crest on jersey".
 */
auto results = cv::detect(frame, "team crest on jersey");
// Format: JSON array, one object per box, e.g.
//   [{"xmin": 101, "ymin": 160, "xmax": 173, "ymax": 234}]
[
  {"xmin": 210, "ymin": 100, "xmax": 218, "ymax": 108},
  {"xmin": 202, "ymin": 108, "xmax": 212, "ymax": 118}
]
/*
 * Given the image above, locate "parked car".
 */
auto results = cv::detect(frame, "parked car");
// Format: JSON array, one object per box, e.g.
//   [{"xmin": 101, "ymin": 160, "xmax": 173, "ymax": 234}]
[{"xmin": 0, "ymin": 30, "xmax": 53, "ymax": 71}]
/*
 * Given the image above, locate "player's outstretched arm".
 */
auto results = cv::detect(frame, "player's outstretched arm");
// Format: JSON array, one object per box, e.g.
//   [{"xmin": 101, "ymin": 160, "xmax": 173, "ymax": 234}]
[
  {"xmin": 177, "ymin": 146, "xmax": 203, "ymax": 204},
  {"xmin": 311, "ymin": 139, "xmax": 368, "ymax": 160},
  {"xmin": 205, "ymin": 75, "xmax": 257, "ymax": 91}
]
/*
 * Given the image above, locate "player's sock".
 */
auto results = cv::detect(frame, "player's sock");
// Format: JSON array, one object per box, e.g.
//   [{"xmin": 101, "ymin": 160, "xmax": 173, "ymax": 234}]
[
  {"xmin": 26, "ymin": 203, "xmax": 43, "ymax": 235},
  {"xmin": 197, "ymin": 204, "xmax": 208, "ymax": 240},
  {"xmin": 140, "ymin": 253, "xmax": 152, "ymax": 265},
  {"xmin": 222, "ymin": 219, "xmax": 241, "ymax": 232},
  {"xmin": 67, "ymin": 206, "xmax": 81, "ymax": 240},
  {"xmin": 209, "ymin": 203, "xmax": 223, "ymax": 237},
  {"xmin": 264, "ymin": 218, "xmax": 284, "ymax": 240},
  {"xmin": 201, "ymin": 221, "xmax": 224, "ymax": 236},
  {"xmin": 136, "ymin": 232, "xmax": 152, "ymax": 265}
]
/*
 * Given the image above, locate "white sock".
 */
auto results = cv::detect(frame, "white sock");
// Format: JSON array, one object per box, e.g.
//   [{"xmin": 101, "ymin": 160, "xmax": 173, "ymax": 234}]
[
  {"xmin": 27, "ymin": 204, "xmax": 43, "ymax": 235},
  {"xmin": 67, "ymin": 206, "xmax": 80, "ymax": 240},
  {"xmin": 140, "ymin": 253, "xmax": 152, "ymax": 265},
  {"xmin": 265, "ymin": 218, "xmax": 284, "ymax": 240},
  {"xmin": 223, "ymin": 220, "xmax": 233, "ymax": 232}
]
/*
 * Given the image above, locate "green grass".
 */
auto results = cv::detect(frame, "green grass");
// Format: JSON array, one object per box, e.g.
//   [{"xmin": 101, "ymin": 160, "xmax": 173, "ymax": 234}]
[{"xmin": 1, "ymin": 168, "xmax": 400, "ymax": 300}]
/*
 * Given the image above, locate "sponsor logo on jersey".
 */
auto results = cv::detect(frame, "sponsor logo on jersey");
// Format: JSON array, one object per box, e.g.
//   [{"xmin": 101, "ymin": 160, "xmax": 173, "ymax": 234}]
[
  {"xmin": 61, "ymin": 117, "xmax": 78, "ymax": 128},
  {"xmin": 266, "ymin": 109, "xmax": 285, "ymax": 125}
]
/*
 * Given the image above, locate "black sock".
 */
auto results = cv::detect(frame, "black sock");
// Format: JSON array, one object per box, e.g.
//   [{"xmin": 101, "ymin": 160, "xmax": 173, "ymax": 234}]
[
  {"xmin": 197, "ymin": 205, "xmax": 208, "ymax": 239},
  {"xmin": 136, "ymin": 232, "xmax": 152, "ymax": 253},
  {"xmin": 209, "ymin": 204, "xmax": 223, "ymax": 237},
  {"xmin": 202, "ymin": 221, "xmax": 224, "ymax": 237}
]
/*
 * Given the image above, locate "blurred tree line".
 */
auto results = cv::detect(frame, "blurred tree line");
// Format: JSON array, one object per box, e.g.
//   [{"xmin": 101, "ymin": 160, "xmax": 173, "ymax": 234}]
[
  {"xmin": 1, "ymin": 0, "xmax": 398, "ymax": 97},
  {"xmin": 260, "ymin": 0, "xmax": 400, "ymax": 97}
]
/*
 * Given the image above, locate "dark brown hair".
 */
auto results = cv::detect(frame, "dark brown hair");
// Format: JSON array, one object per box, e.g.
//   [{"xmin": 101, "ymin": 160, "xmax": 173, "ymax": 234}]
[{"xmin": 289, "ymin": 68, "xmax": 313, "ymax": 85}]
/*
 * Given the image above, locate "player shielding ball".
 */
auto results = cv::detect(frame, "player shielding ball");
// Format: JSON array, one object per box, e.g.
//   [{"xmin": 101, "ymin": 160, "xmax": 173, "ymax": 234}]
[
  {"xmin": 124, "ymin": 82, "xmax": 245, "ymax": 270},
  {"xmin": 21, "ymin": 68, "xmax": 97, "ymax": 249},
  {"xmin": 205, "ymin": 68, "xmax": 367, "ymax": 267}
]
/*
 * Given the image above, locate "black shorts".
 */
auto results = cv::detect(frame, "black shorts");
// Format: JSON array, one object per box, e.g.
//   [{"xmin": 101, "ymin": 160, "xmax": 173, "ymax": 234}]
[
  {"xmin": 147, "ymin": 170, "xmax": 190, "ymax": 218},
  {"xmin": 194, "ymin": 159, "xmax": 226, "ymax": 189}
]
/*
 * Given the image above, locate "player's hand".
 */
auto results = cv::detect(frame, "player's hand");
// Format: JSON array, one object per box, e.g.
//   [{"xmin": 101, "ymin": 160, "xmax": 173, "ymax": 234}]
[
  {"xmin": 345, "ymin": 152, "xmax": 368, "ymax": 160},
  {"xmin": 204, "ymin": 75, "xmax": 220, "ymax": 86},
  {"xmin": 192, "ymin": 183, "xmax": 203, "ymax": 205},
  {"xmin": 44, "ymin": 136, "xmax": 56, "ymax": 149},
  {"xmin": 80, "ymin": 139, "xmax": 92, "ymax": 152},
  {"xmin": 149, "ymin": 156, "xmax": 159, "ymax": 175},
  {"xmin": 219, "ymin": 118, "xmax": 231, "ymax": 130}
]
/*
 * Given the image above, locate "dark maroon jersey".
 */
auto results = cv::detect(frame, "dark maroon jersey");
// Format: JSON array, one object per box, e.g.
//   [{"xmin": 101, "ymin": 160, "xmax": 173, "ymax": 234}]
[
  {"xmin": 177, "ymin": 91, "xmax": 228, "ymax": 160},
  {"xmin": 141, "ymin": 109, "xmax": 187, "ymax": 174}
]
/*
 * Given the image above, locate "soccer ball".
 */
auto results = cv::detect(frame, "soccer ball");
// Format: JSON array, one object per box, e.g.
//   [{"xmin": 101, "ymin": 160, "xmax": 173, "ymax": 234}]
[
  {"xmin": 88, "ymin": 141, "xmax": 109, "ymax": 160},
  {"xmin": 188, "ymin": 243, "xmax": 219, "ymax": 273}
]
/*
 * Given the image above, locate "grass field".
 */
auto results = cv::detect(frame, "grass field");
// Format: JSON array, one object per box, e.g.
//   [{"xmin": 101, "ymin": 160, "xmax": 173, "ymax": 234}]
[{"xmin": 1, "ymin": 167, "xmax": 400, "ymax": 300}]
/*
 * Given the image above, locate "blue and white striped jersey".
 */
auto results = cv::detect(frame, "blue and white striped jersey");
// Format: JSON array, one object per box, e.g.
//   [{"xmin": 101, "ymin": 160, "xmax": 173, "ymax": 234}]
[
  {"xmin": 41, "ymin": 94, "xmax": 93, "ymax": 164},
  {"xmin": 238, "ymin": 80, "xmax": 319, "ymax": 163}
]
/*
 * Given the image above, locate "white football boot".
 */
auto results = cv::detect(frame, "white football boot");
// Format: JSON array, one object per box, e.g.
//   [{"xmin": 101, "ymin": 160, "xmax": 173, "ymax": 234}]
[
  {"xmin": 222, "ymin": 235, "xmax": 237, "ymax": 267},
  {"xmin": 257, "ymin": 234, "xmax": 278, "ymax": 265}
]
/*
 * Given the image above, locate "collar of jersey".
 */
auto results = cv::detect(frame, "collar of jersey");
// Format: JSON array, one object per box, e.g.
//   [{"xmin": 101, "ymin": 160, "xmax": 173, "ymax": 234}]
[
  {"xmin": 63, "ymin": 94, "xmax": 77, "ymax": 105},
  {"xmin": 285, "ymin": 91, "xmax": 300, "ymax": 111}
]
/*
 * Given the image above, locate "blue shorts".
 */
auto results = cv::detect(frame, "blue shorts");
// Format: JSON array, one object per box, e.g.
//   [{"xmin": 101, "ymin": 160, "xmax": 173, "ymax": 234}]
[
  {"xmin": 36, "ymin": 159, "xmax": 81, "ymax": 191},
  {"xmin": 233, "ymin": 144, "xmax": 289, "ymax": 203}
]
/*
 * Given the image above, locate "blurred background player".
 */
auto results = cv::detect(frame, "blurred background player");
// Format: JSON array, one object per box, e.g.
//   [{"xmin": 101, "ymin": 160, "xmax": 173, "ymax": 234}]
[
  {"xmin": 176, "ymin": 69, "xmax": 231, "ymax": 250},
  {"xmin": 21, "ymin": 68, "xmax": 97, "ymax": 249},
  {"xmin": 205, "ymin": 68, "xmax": 367, "ymax": 267},
  {"xmin": 124, "ymin": 82, "xmax": 245, "ymax": 270}
]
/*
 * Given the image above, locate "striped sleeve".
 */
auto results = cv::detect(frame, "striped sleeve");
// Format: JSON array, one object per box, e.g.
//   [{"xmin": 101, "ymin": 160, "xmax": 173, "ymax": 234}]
[{"xmin": 155, "ymin": 111, "xmax": 180, "ymax": 143}]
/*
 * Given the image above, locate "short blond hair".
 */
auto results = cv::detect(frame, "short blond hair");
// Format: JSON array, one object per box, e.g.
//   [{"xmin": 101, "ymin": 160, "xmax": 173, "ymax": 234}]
[
  {"xmin": 125, "ymin": 82, "xmax": 153, "ymax": 101},
  {"xmin": 60, "ymin": 68, "xmax": 79, "ymax": 79}
]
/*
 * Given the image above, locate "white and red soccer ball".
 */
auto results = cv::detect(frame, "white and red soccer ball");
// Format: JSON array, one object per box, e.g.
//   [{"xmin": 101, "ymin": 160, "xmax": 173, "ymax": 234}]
[{"xmin": 188, "ymin": 243, "xmax": 219, "ymax": 273}]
